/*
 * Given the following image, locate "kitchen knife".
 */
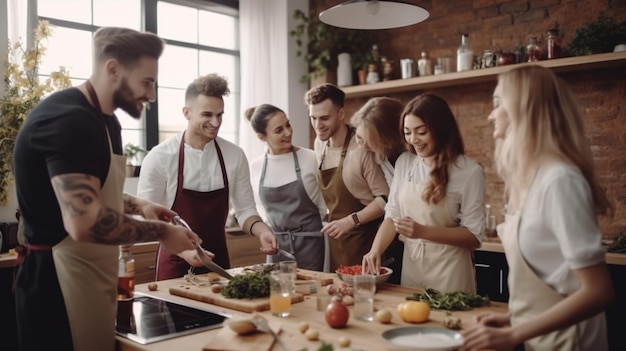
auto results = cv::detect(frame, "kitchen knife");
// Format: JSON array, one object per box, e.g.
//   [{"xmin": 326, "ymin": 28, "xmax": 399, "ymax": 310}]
[
  {"xmin": 194, "ymin": 242, "xmax": 234, "ymax": 280},
  {"xmin": 173, "ymin": 216, "xmax": 234, "ymax": 280}
]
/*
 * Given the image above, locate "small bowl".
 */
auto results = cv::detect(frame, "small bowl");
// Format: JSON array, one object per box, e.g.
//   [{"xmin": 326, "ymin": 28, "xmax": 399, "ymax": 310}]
[{"xmin": 335, "ymin": 266, "xmax": 393, "ymax": 285}]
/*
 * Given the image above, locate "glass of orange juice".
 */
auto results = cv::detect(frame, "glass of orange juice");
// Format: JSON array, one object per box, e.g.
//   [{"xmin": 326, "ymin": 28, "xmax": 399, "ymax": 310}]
[{"xmin": 269, "ymin": 271, "xmax": 292, "ymax": 317}]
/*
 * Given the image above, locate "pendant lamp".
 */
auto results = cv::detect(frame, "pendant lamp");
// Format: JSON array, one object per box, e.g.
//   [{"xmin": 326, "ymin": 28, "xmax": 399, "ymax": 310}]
[{"xmin": 319, "ymin": 0, "xmax": 430, "ymax": 30}]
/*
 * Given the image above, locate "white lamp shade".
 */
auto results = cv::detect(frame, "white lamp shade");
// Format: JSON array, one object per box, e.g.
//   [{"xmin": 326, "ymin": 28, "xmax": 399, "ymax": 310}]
[{"xmin": 319, "ymin": 0, "xmax": 430, "ymax": 30}]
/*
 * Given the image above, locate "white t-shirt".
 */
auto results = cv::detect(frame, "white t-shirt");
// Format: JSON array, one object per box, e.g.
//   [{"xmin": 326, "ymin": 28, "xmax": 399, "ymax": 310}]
[
  {"xmin": 249, "ymin": 147, "xmax": 327, "ymax": 221},
  {"xmin": 385, "ymin": 153, "xmax": 485, "ymax": 238},
  {"xmin": 518, "ymin": 162, "xmax": 607, "ymax": 351},
  {"xmin": 137, "ymin": 134, "xmax": 260, "ymax": 225}
]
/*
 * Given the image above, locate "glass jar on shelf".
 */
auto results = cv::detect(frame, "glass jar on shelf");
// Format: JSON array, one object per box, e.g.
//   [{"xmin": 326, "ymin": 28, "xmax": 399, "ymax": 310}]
[
  {"xmin": 546, "ymin": 23, "xmax": 561, "ymax": 59},
  {"xmin": 457, "ymin": 34, "xmax": 474, "ymax": 72},
  {"xmin": 526, "ymin": 37, "xmax": 541, "ymax": 62}
]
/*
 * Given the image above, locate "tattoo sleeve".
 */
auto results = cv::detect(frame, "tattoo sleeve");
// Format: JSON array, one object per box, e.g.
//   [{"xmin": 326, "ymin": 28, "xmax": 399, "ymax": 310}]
[{"xmin": 90, "ymin": 207, "xmax": 167, "ymax": 244}]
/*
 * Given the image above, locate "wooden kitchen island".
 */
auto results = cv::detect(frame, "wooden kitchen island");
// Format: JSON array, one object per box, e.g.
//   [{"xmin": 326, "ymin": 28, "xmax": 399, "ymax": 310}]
[{"xmin": 116, "ymin": 271, "xmax": 508, "ymax": 351}]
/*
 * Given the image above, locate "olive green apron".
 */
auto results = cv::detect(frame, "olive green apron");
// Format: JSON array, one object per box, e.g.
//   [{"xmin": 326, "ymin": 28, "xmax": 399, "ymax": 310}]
[
  {"xmin": 398, "ymin": 160, "xmax": 475, "ymax": 293},
  {"xmin": 317, "ymin": 128, "xmax": 379, "ymax": 271},
  {"xmin": 52, "ymin": 129, "xmax": 126, "ymax": 351},
  {"xmin": 501, "ymin": 185, "xmax": 579, "ymax": 350}
]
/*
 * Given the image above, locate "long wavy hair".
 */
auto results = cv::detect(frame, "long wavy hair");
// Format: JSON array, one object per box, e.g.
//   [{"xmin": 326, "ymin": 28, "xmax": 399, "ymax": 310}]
[
  {"xmin": 402, "ymin": 94, "xmax": 465, "ymax": 204},
  {"xmin": 494, "ymin": 65, "xmax": 612, "ymax": 216},
  {"xmin": 350, "ymin": 97, "xmax": 404, "ymax": 165}
]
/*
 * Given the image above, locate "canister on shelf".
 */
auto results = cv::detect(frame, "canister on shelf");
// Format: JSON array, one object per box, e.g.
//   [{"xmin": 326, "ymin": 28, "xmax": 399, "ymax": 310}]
[
  {"xmin": 417, "ymin": 51, "xmax": 433, "ymax": 76},
  {"xmin": 546, "ymin": 23, "xmax": 561, "ymax": 59}
]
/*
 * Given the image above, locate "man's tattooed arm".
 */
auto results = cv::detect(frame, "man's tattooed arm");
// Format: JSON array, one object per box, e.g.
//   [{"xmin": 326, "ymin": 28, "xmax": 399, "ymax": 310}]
[
  {"xmin": 90, "ymin": 207, "xmax": 167, "ymax": 244},
  {"xmin": 52, "ymin": 173, "xmax": 169, "ymax": 244}
]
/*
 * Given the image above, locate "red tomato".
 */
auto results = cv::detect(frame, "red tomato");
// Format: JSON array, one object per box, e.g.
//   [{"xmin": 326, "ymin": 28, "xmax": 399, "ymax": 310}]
[{"xmin": 325, "ymin": 300, "xmax": 349, "ymax": 328}]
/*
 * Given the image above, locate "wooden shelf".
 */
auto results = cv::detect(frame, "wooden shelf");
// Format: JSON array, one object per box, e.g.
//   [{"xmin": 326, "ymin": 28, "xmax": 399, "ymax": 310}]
[{"xmin": 342, "ymin": 51, "xmax": 626, "ymax": 99}]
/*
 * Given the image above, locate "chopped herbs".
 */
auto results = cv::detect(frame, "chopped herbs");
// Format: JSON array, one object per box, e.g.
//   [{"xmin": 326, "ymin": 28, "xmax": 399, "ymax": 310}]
[
  {"xmin": 221, "ymin": 272, "xmax": 270, "ymax": 299},
  {"xmin": 407, "ymin": 288, "xmax": 490, "ymax": 311}
]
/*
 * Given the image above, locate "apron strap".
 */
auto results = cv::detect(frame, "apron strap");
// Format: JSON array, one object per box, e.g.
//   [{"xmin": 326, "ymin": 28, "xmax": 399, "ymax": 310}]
[{"xmin": 13, "ymin": 244, "xmax": 54, "ymax": 292}]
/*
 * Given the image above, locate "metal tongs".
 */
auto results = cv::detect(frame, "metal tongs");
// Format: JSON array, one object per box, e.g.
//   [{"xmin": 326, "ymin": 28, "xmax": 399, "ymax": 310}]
[{"xmin": 173, "ymin": 216, "xmax": 234, "ymax": 280}]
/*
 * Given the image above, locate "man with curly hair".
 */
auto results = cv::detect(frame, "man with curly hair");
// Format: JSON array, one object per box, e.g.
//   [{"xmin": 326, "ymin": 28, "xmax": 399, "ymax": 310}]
[{"xmin": 139, "ymin": 73, "xmax": 277, "ymax": 280}]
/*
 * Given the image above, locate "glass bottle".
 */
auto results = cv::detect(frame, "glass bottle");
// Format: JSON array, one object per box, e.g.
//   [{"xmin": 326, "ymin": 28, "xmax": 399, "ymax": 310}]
[
  {"xmin": 418, "ymin": 51, "xmax": 433, "ymax": 76},
  {"xmin": 457, "ymin": 34, "xmax": 474, "ymax": 72},
  {"xmin": 546, "ymin": 23, "xmax": 561, "ymax": 59},
  {"xmin": 118, "ymin": 245, "xmax": 135, "ymax": 301},
  {"xmin": 527, "ymin": 37, "xmax": 541, "ymax": 62}
]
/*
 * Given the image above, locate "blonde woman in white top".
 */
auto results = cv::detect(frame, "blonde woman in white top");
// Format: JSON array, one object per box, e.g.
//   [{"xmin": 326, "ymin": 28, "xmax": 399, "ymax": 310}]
[{"xmin": 461, "ymin": 65, "xmax": 614, "ymax": 351}]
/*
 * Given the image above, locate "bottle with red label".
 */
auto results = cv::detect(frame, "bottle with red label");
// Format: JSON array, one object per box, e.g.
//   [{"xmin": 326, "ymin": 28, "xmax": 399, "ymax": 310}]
[{"xmin": 118, "ymin": 245, "xmax": 135, "ymax": 300}]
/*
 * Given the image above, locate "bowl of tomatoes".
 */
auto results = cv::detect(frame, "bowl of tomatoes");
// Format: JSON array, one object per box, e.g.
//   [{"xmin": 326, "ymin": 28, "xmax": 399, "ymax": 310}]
[{"xmin": 335, "ymin": 265, "xmax": 393, "ymax": 285}]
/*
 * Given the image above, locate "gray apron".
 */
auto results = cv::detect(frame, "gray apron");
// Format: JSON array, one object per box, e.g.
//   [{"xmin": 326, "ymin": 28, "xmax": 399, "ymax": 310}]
[
  {"xmin": 52, "ymin": 129, "xmax": 125, "ymax": 351},
  {"xmin": 260, "ymin": 148, "xmax": 325, "ymax": 271},
  {"xmin": 398, "ymin": 158, "xmax": 476, "ymax": 293}
]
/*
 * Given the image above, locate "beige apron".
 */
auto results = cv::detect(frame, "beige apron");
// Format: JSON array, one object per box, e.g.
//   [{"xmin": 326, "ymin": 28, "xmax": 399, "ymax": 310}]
[
  {"xmin": 398, "ymin": 162, "xmax": 475, "ymax": 293},
  {"xmin": 500, "ymin": 192, "xmax": 579, "ymax": 350},
  {"xmin": 52, "ymin": 132, "xmax": 126, "ymax": 351}
]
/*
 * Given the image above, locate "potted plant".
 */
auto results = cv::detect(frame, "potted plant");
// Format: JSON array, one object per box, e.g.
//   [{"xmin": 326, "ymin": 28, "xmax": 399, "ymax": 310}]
[
  {"xmin": 124, "ymin": 143, "xmax": 146, "ymax": 177},
  {"xmin": 290, "ymin": 9, "xmax": 374, "ymax": 84},
  {"xmin": 567, "ymin": 15, "xmax": 626, "ymax": 56},
  {"xmin": 0, "ymin": 20, "xmax": 71, "ymax": 205}
]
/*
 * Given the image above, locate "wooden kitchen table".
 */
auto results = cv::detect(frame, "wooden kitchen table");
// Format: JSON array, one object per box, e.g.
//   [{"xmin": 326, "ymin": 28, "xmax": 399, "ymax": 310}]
[{"xmin": 116, "ymin": 271, "xmax": 508, "ymax": 351}]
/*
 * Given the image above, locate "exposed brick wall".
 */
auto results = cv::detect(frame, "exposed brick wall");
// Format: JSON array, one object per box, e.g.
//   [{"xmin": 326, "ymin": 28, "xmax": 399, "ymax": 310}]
[{"xmin": 308, "ymin": 0, "xmax": 626, "ymax": 237}]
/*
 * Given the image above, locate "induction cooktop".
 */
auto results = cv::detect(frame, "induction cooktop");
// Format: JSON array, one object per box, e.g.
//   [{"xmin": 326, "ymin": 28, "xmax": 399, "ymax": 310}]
[{"xmin": 115, "ymin": 294, "xmax": 229, "ymax": 344}]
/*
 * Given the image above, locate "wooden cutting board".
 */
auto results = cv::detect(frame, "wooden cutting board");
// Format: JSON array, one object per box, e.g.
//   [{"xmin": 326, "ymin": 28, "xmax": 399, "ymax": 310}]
[{"xmin": 168, "ymin": 281, "xmax": 304, "ymax": 313}]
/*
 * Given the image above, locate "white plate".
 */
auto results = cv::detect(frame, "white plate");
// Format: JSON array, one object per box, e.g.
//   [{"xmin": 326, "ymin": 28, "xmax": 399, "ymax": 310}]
[{"xmin": 382, "ymin": 326, "xmax": 464, "ymax": 351}]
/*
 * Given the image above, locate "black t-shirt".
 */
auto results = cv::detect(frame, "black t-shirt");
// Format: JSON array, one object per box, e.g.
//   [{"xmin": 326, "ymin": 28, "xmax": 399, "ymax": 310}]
[{"xmin": 13, "ymin": 88, "xmax": 123, "ymax": 245}]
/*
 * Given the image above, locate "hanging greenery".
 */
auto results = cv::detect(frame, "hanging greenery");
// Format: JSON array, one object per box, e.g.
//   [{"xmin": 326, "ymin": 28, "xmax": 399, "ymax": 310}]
[{"xmin": 0, "ymin": 20, "xmax": 72, "ymax": 205}]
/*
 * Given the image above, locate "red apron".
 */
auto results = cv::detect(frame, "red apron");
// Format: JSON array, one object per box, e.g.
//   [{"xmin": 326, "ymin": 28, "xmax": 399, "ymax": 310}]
[{"xmin": 155, "ymin": 133, "xmax": 230, "ymax": 280}]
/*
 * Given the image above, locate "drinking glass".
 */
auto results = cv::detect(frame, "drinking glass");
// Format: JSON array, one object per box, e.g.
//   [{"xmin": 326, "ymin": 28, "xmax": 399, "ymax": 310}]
[
  {"xmin": 279, "ymin": 260, "xmax": 297, "ymax": 293},
  {"xmin": 353, "ymin": 274, "xmax": 376, "ymax": 321},
  {"xmin": 269, "ymin": 271, "xmax": 292, "ymax": 317}
]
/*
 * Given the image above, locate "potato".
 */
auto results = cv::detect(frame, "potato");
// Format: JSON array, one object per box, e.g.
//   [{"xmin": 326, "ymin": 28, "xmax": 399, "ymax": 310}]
[
  {"xmin": 305, "ymin": 329, "xmax": 319, "ymax": 341},
  {"xmin": 338, "ymin": 336, "xmax": 351, "ymax": 347},
  {"xmin": 341, "ymin": 295, "xmax": 354, "ymax": 306},
  {"xmin": 147, "ymin": 283, "xmax": 158, "ymax": 291},
  {"xmin": 375, "ymin": 309, "xmax": 392, "ymax": 324},
  {"xmin": 298, "ymin": 321, "xmax": 309, "ymax": 333}
]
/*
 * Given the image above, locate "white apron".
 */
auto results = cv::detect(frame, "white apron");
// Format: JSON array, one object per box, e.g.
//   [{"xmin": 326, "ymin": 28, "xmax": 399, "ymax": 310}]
[
  {"xmin": 501, "ymin": 194, "xmax": 580, "ymax": 350},
  {"xmin": 398, "ymin": 163, "xmax": 475, "ymax": 293},
  {"xmin": 52, "ymin": 134, "xmax": 126, "ymax": 351}
]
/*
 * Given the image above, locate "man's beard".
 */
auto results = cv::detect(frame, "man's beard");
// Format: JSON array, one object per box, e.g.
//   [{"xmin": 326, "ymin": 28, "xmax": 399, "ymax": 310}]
[{"xmin": 113, "ymin": 78, "xmax": 143, "ymax": 119}]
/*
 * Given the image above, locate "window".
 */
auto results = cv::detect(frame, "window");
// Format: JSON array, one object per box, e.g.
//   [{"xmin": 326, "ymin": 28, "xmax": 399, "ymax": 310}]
[{"xmin": 36, "ymin": 0, "xmax": 240, "ymax": 149}]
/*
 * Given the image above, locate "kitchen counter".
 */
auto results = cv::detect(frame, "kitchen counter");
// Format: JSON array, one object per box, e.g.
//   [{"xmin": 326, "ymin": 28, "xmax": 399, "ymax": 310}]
[
  {"xmin": 479, "ymin": 238, "xmax": 626, "ymax": 266},
  {"xmin": 116, "ymin": 271, "xmax": 508, "ymax": 351}
]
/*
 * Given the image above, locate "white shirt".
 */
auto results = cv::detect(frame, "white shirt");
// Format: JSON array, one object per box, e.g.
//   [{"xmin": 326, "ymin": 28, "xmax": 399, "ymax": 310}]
[
  {"xmin": 249, "ymin": 147, "xmax": 327, "ymax": 221},
  {"xmin": 519, "ymin": 162, "xmax": 607, "ymax": 351},
  {"xmin": 385, "ymin": 152, "xmax": 485, "ymax": 238},
  {"xmin": 137, "ymin": 134, "xmax": 260, "ymax": 225}
]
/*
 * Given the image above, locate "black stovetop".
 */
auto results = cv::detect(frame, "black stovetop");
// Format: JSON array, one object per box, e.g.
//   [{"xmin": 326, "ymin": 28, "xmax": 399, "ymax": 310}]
[{"xmin": 116, "ymin": 295, "xmax": 228, "ymax": 344}]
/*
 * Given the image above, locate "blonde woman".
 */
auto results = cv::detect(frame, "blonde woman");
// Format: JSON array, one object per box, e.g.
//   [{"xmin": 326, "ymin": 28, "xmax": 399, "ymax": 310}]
[
  {"xmin": 351, "ymin": 97, "xmax": 407, "ymax": 283},
  {"xmin": 461, "ymin": 65, "xmax": 614, "ymax": 350}
]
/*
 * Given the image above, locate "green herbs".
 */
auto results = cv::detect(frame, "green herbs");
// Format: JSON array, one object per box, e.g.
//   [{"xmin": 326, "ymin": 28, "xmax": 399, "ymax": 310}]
[
  {"xmin": 221, "ymin": 272, "xmax": 270, "ymax": 299},
  {"xmin": 407, "ymin": 288, "xmax": 490, "ymax": 311}
]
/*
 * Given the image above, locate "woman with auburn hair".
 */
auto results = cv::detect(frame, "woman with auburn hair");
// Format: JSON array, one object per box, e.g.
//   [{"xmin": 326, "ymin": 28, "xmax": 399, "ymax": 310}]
[
  {"xmin": 363, "ymin": 94, "xmax": 485, "ymax": 293},
  {"xmin": 461, "ymin": 65, "xmax": 614, "ymax": 351},
  {"xmin": 351, "ymin": 96, "xmax": 407, "ymax": 284}
]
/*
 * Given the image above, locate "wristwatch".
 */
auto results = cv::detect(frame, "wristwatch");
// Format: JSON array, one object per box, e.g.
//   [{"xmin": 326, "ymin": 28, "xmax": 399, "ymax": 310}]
[{"xmin": 351, "ymin": 212, "xmax": 361, "ymax": 228}]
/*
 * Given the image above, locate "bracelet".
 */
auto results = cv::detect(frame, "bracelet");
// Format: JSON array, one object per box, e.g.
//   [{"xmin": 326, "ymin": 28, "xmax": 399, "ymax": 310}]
[{"xmin": 249, "ymin": 220, "xmax": 263, "ymax": 237}]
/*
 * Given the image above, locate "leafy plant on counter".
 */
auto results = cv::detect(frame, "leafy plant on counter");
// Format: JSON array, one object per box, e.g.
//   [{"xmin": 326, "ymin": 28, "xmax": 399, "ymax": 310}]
[
  {"xmin": 221, "ymin": 272, "xmax": 270, "ymax": 299},
  {"xmin": 567, "ymin": 15, "xmax": 626, "ymax": 56},
  {"xmin": 607, "ymin": 234, "xmax": 626, "ymax": 253},
  {"xmin": 407, "ymin": 288, "xmax": 491, "ymax": 311}
]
